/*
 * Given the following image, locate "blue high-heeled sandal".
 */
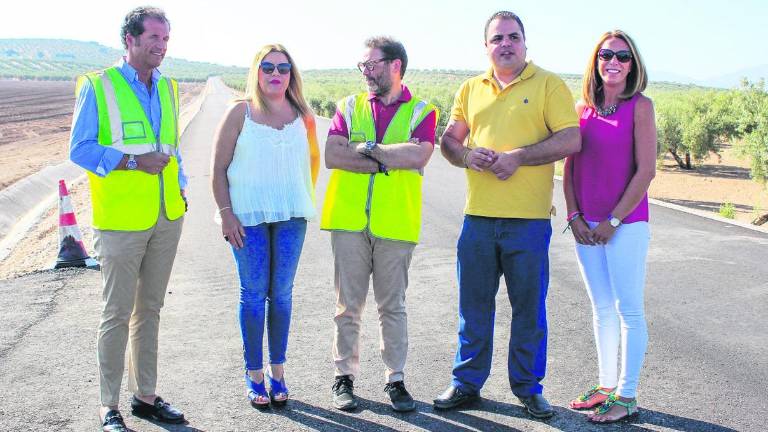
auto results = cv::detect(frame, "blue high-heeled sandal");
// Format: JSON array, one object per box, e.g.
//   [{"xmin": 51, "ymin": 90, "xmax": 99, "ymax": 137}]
[
  {"xmin": 266, "ymin": 369, "xmax": 289, "ymax": 406},
  {"xmin": 245, "ymin": 372, "xmax": 270, "ymax": 408}
]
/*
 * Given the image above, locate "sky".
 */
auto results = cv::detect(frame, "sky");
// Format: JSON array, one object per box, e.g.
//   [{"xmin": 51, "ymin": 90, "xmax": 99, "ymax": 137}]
[{"xmin": 2, "ymin": 0, "xmax": 767, "ymax": 83}]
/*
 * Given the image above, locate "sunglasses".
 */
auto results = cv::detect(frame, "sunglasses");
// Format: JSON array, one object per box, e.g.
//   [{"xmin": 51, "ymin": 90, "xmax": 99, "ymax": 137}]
[
  {"xmin": 260, "ymin": 61, "xmax": 292, "ymax": 75},
  {"xmin": 597, "ymin": 49, "xmax": 632, "ymax": 63}
]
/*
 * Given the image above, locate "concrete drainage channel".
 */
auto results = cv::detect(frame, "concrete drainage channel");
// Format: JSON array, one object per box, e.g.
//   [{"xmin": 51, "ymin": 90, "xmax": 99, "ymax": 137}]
[{"xmin": 0, "ymin": 77, "xmax": 212, "ymax": 263}]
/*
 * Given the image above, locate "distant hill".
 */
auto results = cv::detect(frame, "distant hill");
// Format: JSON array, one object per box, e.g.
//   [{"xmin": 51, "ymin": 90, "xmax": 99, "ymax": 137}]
[
  {"xmin": 649, "ymin": 70, "xmax": 699, "ymax": 86},
  {"xmin": 0, "ymin": 38, "xmax": 247, "ymax": 81},
  {"xmin": 648, "ymin": 66, "xmax": 768, "ymax": 89},
  {"xmin": 702, "ymin": 65, "xmax": 768, "ymax": 89}
]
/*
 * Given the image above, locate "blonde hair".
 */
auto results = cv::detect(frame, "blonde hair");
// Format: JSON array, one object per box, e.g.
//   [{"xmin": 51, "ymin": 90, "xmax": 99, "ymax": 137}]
[
  {"xmin": 240, "ymin": 44, "xmax": 311, "ymax": 116},
  {"xmin": 582, "ymin": 30, "xmax": 647, "ymax": 108}
]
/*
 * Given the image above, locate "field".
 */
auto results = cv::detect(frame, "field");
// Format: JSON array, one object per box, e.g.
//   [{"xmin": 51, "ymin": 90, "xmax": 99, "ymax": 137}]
[
  {"xmin": 0, "ymin": 80, "xmax": 74, "ymax": 190},
  {"xmin": 0, "ymin": 39, "xmax": 248, "ymax": 82},
  {"xmin": 0, "ymin": 79, "xmax": 204, "ymax": 190}
]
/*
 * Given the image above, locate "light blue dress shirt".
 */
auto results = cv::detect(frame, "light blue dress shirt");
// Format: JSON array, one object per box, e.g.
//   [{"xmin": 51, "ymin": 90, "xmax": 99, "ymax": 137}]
[{"xmin": 69, "ymin": 57, "xmax": 187, "ymax": 189}]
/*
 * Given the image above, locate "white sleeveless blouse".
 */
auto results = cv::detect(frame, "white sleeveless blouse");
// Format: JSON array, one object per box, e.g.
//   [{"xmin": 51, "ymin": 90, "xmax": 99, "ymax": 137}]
[{"xmin": 225, "ymin": 108, "xmax": 316, "ymax": 226}]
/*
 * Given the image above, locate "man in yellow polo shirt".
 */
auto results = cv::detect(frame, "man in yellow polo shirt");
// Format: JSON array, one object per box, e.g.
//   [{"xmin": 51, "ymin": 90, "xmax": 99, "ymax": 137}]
[{"xmin": 433, "ymin": 11, "xmax": 581, "ymax": 418}]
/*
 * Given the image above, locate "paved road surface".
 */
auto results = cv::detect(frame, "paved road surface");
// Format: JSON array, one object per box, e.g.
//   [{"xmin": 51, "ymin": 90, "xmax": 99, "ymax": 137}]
[{"xmin": 1, "ymin": 77, "xmax": 766, "ymax": 431}]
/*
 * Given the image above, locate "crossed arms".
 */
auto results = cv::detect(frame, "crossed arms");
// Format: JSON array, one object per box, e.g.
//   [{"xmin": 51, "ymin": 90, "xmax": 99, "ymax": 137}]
[{"xmin": 325, "ymin": 135, "xmax": 434, "ymax": 172}]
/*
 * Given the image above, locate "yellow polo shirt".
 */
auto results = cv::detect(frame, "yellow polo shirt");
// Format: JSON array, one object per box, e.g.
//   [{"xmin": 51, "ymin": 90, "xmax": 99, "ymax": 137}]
[{"xmin": 451, "ymin": 61, "xmax": 578, "ymax": 219}]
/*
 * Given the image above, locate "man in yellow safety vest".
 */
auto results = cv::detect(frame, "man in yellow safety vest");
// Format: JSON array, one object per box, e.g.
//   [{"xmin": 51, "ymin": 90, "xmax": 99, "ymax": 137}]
[
  {"xmin": 69, "ymin": 6, "xmax": 186, "ymax": 431},
  {"xmin": 321, "ymin": 36, "xmax": 438, "ymax": 413}
]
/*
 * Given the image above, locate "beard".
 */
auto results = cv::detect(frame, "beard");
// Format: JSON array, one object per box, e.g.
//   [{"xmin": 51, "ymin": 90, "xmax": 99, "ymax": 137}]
[{"xmin": 367, "ymin": 74, "xmax": 392, "ymax": 97}]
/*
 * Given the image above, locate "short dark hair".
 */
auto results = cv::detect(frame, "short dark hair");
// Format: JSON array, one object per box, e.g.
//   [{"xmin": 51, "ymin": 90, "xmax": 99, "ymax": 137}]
[
  {"xmin": 364, "ymin": 36, "xmax": 408, "ymax": 78},
  {"xmin": 484, "ymin": 11, "xmax": 525, "ymax": 41},
  {"xmin": 120, "ymin": 6, "xmax": 170, "ymax": 49}
]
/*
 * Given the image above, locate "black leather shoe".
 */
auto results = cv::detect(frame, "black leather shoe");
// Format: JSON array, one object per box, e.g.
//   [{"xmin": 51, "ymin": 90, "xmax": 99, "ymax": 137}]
[
  {"xmin": 384, "ymin": 381, "xmax": 416, "ymax": 412},
  {"xmin": 332, "ymin": 375, "xmax": 358, "ymax": 411},
  {"xmin": 433, "ymin": 385, "xmax": 479, "ymax": 410},
  {"xmin": 518, "ymin": 394, "xmax": 554, "ymax": 419},
  {"xmin": 101, "ymin": 409, "xmax": 127, "ymax": 432},
  {"xmin": 131, "ymin": 395, "xmax": 185, "ymax": 424}
]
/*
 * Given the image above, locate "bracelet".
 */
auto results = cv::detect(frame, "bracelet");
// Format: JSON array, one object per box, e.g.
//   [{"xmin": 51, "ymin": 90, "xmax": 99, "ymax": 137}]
[
  {"xmin": 562, "ymin": 211, "xmax": 582, "ymax": 234},
  {"xmin": 566, "ymin": 211, "xmax": 582, "ymax": 222},
  {"xmin": 218, "ymin": 206, "xmax": 232, "ymax": 214},
  {"xmin": 462, "ymin": 147, "xmax": 471, "ymax": 168},
  {"xmin": 378, "ymin": 162, "xmax": 390, "ymax": 176}
]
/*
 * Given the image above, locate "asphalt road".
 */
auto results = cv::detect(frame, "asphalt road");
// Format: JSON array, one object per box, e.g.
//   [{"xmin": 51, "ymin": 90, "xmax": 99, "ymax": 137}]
[{"xmin": 0, "ymin": 77, "xmax": 766, "ymax": 431}]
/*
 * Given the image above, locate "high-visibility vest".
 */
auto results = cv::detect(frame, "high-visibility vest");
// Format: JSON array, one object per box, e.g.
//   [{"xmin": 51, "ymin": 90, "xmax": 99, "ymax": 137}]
[
  {"xmin": 320, "ymin": 92, "xmax": 437, "ymax": 243},
  {"xmin": 76, "ymin": 66, "xmax": 185, "ymax": 231}
]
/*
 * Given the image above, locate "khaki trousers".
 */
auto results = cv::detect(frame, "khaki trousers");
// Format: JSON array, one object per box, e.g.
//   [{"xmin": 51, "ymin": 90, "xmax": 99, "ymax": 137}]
[
  {"xmin": 94, "ymin": 214, "xmax": 183, "ymax": 407},
  {"xmin": 331, "ymin": 231, "xmax": 415, "ymax": 383}
]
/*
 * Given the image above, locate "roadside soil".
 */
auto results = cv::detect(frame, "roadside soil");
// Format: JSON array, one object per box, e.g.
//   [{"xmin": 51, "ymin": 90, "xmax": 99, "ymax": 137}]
[
  {"xmin": 0, "ymin": 79, "xmax": 203, "ymax": 190},
  {"xmin": 0, "ymin": 80, "xmax": 765, "ymax": 279},
  {"xmin": 0, "ymin": 79, "xmax": 203, "ymax": 279},
  {"xmin": 650, "ymin": 145, "xmax": 768, "ymax": 223},
  {"xmin": 0, "ymin": 80, "xmax": 74, "ymax": 190}
]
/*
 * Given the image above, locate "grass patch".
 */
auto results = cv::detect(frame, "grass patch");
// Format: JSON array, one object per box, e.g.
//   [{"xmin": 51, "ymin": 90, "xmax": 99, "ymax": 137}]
[{"xmin": 718, "ymin": 202, "xmax": 736, "ymax": 219}]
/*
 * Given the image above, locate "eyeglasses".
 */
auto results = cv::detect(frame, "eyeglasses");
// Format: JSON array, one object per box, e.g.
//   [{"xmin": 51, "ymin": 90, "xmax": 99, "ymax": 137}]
[
  {"xmin": 597, "ymin": 49, "xmax": 632, "ymax": 63},
  {"xmin": 260, "ymin": 61, "xmax": 292, "ymax": 75},
  {"xmin": 357, "ymin": 58, "xmax": 392, "ymax": 72}
]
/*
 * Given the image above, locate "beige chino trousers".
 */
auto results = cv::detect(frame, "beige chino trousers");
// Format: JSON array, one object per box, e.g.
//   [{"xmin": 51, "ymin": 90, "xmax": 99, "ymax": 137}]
[
  {"xmin": 94, "ymin": 214, "xmax": 183, "ymax": 407},
  {"xmin": 331, "ymin": 230, "xmax": 415, "ymax": 383}
]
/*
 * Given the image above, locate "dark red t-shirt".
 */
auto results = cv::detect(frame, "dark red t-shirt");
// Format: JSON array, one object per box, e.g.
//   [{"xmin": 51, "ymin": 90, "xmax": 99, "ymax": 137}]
[{"xmin": 327, "ymin": 85, "xmax": 436, "ymax": 145}]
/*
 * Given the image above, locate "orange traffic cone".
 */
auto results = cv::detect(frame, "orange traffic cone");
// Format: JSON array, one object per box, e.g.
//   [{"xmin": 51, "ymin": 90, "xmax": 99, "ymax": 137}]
[{"xmin": 54, "ymin": 179, "xmax": 99, "ymax": 269}]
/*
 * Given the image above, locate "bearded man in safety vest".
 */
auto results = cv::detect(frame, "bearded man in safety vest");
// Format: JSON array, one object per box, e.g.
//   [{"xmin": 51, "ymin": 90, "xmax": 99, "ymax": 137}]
[
  {"xmin": 69, "ymin": 6, "xmax": 186, "ymax": 431},
  {"xmin": 322, "ymin": 36, "xmax": 438, "ymax": 413}
]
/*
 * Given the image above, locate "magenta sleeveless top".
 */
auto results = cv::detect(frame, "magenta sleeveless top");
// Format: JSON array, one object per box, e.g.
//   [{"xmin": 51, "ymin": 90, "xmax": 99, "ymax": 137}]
[{"xmin": 573, "ymin": 93, "xmax": 649, "ymax": 223}]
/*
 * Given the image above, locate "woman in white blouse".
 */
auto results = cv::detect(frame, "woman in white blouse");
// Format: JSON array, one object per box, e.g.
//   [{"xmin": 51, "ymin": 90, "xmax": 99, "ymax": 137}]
[{"xmin": 211, "ymin": 44, "xmax": 319, "ymax": 408}]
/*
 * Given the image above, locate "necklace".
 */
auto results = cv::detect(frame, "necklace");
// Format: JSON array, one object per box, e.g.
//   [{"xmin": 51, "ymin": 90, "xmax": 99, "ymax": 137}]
[{"xmin": 596, "ymin": 103, "xmax": 618, "ymax": 117}]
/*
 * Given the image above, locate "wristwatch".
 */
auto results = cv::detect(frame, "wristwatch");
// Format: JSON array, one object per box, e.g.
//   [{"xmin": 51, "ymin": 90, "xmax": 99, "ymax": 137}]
[
  {"xmin": 608, "ymin": 215, "xmax": 622, "ymax": 228},
  {"xmin": 126, "ymin": 154, "xmax": 138, "ymax": 170},
  {"xmin": 363, "ymin": 140, "xmax": 377, "ymax": 156}
]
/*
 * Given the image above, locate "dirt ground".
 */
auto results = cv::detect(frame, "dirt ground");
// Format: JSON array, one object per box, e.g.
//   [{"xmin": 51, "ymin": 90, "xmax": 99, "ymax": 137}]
[
  {"xmin": 0, "ymin": 80, "xmax": 204, "ymax": 190},
  {"xmin": 0, "ymin": 80, "xmax": 765, "ymax": 279},
  {"xmin": 0, "ymin": 80, "xmax": 74, "ymax": 190},
  {"xmin": 650, "ymin": 145, "xmax": 768, "ymax": 223},
  {"xmin": 0, "ymin": 79, "xmax": 203, "ymax": 279}
]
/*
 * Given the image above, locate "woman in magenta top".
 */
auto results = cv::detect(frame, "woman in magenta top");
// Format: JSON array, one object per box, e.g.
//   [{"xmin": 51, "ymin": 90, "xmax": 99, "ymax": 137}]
[{"xmin": 563, "ymin": 30, "xmax": 657, "ymax": 423}]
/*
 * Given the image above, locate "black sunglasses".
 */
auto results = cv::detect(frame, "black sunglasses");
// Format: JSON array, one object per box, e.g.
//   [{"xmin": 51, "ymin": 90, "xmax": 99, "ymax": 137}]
[
  {"xmin": 260, "ymin": 61, "xmax": 292, "ymax": 75},
  {"xmin": 597, "ymin": 49, "xmax": 632, "ymax": 63}
]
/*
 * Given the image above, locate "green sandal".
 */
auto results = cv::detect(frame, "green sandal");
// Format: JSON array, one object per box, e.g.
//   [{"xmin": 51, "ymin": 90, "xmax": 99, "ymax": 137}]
[
  {"xmin": 588, "ymin": 394, "xmax": 639, "ymax": 423},
  {"xmin": 569, "ymin": 385, "xmax": 614, "ymax": 410}
]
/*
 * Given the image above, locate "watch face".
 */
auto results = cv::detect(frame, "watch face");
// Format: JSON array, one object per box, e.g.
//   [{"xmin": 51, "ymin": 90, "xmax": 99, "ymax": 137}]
[
  {"xmin": 127, "ymin": 158, "xmax": 138, "ymax": 170},
  {"xmin": 610, "ymin": 217, "xmax": 621, "ymax": 228},
  {"xmin": 363, "ymin": 141, "xmax": 375, "ymax": 156}
]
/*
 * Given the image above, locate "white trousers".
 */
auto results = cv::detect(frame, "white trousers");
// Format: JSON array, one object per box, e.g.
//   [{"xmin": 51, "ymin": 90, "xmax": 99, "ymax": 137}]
[{"xmin": 575, "ymin": 221, "xmax": 650, "ymax": 398}]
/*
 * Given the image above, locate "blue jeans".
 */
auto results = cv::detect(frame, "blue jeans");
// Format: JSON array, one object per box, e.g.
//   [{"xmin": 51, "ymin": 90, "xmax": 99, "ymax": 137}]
[
  {"xmin": 231, "ymin": 218, "xmax": 307, "ymax": 371},
  {"xmin": 451, "ymin": 216, "xmax": 552, "ymax": 396}
]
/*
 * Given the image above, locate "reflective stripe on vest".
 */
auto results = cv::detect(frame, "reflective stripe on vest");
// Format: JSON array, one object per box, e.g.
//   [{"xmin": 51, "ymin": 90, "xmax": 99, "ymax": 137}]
[
  {"xmin": 320, "ymin": 92, "xmax": 438, "ymax": 243},
  {"xmin": 77, "ymin": 67, "xmax": 185, "ymax": 231}
]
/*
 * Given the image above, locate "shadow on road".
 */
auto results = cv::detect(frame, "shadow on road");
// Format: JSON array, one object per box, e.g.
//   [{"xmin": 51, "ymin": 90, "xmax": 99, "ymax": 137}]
[
  {"xmin": 131, "ymin": 418, "xmax": 205, "ymax": 432},
  {"xmin": 260, "ymin": 397, "xmax": 736, "ymax": 432},
  {"xmin": 269, "ymin": 398, "xmax": 517, "ymax": 431}
]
